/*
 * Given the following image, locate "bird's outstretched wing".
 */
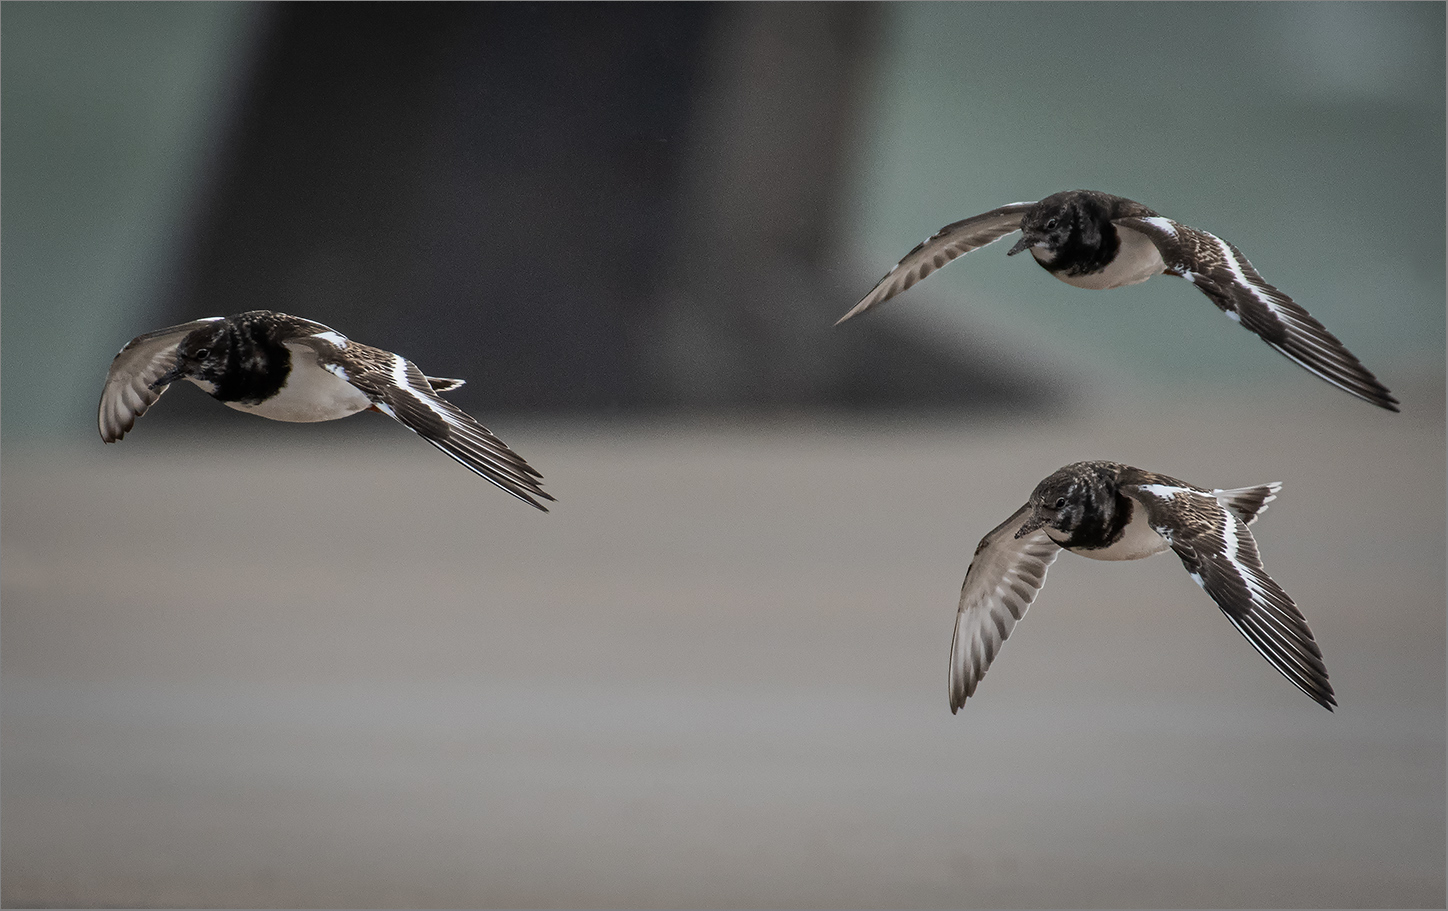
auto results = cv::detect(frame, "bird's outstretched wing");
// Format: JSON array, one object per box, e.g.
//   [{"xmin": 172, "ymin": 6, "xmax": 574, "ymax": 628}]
[
  {"xmin": 308, "ymin": 340, "xmax": 553, "ymax": 511},
  {"xmin": 837, "ymin": 203, "xmax": 1036, "ymax": 325},
  {"xmin": 949, "ymin": 503, "xmax": 1062, "ymax": 712},
  {"xmin": 1115, "ymin": 216, "xmax": 1398, "ymax": 412},
  {"xmin": 98, "ymin": 317, "xmax": 224, "ymax": 442},
  {"xmin": 1127, "ymin": 480, "xmax": 1336, "ymax": 710}
]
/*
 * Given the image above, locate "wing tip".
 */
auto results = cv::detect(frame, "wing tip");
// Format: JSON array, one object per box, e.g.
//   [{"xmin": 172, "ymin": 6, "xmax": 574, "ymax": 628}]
[
  {"xmin": 98, "ymin": 409, "xmax": 134, "ymax": 443},
  {"xmin": 948, "ymin": 675, "xmax": 966, "ymax": 714},
  {"xmin": 1334, "ymin": 376, "xmax": 1400, "ymax": 412},
  {"xmin": 491, "ymin": 475, "xmax": 553, "ymax": 512},
  {"xmin": 426, "ymin": 376, "xmax": 467, "ymax": 394},
  {"xmin": 486, "ymin": 471, "xmax": 555, "ymax": 512},
  {"xmin": 834, "ymin": 300, "xmax": 871, "ymax": 326},
  {"xmin": 1305, "ymin": 681, "xmax": 1337, "ymax": 711}
]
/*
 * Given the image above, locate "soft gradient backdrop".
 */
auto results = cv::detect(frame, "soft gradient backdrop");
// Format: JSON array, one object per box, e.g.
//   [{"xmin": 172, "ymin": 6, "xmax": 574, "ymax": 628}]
[{"xmin": 4, "ymin": 4, "xmax": 1443, "ymax": 908}]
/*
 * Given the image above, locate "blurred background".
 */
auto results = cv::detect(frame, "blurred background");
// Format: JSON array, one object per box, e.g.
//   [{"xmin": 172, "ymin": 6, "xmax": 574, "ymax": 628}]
[{"xmin": 3, "ymin": 3, "xmax": 1444, "ymax": 907}]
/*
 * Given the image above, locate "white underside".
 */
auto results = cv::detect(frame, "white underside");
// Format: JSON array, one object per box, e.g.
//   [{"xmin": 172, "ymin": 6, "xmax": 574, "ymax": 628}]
[
  {"xmin": 209, "ymin": 343, "xmax": 373, "ymax": 422},
  {"xmin": 1051, "ymin": 509, "xmax": 1171, "ymax": 562},
  {"xmin": 1035, "ymin": 226, "xmax": 1167, "ymax": 290}
]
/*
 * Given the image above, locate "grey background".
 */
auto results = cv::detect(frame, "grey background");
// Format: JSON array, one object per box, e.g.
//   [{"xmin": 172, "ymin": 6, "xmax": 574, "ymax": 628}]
[
  {"xmin": 4, "ymin": 2, "xmax": 1443, "ymax": 432},
  {"xmin": 3, "ymin": 3, "xmax": 1444, "ymax": 907}
]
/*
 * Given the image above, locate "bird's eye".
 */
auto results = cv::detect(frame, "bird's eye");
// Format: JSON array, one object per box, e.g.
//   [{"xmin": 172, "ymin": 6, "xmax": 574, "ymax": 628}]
[
  {"xmin": 1045, "ymin": 218, "xmax": 1058, "ymax": 230},
  {"xmin": 1054, "ymin": 497, "xmax": 1067, "ymax": 509},
  {"xmin": 193, "ymin": 348, "xmax": 211, "ymax": 360}
]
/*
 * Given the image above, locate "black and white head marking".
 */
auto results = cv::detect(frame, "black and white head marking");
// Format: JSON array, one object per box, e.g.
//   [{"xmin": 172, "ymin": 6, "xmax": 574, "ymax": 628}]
[
  {"xmin": 1005, "ymin": 189, "xmax": 1142, "ymax": 277},
  {"xmin": 1014, "ymin": 460, "xmax": 1129, "ymax": 551}
]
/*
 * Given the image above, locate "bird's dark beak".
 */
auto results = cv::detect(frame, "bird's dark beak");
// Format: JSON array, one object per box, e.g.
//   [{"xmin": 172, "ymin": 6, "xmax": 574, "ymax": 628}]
[
  {"xmin": 150, "ymin": 364, "xmax": 185, "ymax": 390},
  {"xmin": 1014, "ymin": 510, "xmax": 1047, "ymax": 539},
  {"xmin": 1006, "ymin": 235, "xmax": 1035, "ymax": 257}
]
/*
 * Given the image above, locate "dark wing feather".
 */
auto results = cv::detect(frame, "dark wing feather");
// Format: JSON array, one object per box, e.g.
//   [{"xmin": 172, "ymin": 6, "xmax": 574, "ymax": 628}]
[
  {"xmin": 837, "ymin": 203, "xmax": 1035, "ymax": 325},
  {"xmin": 425, "ymin": 376, "xmax": 466, "ymax": 394},
  {"xmin": 949, "ymin": 503, "xmax": 1062, "ymax": 712},
  {"xmin": 1116, "ymin": 216, "xmax": 1398, "ymax": 412},
  {"xmin": 98, "ymin": 317, "xmax": 224, "ymax": 442},
  {"xmin": 1129, "ymin": 482, "xmax": 1336, "ymax": 710},
  {"xmin": 1212, "ymin": 482, "xmax": 1281, "ymax": 526},
  {"xmin": 311, "ymin": 341, "xmax": 552, "ymax": 511}
]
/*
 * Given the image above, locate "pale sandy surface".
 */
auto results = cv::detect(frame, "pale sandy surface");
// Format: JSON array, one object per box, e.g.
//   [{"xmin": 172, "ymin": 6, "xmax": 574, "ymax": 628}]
[{"xmin": 3, "ymin": 385, "xmax": 1444, "ymax": 908}]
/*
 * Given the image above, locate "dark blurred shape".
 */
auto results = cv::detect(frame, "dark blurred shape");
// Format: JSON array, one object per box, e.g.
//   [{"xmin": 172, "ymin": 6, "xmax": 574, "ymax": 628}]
[{"xmin": 161, "ymin": 2, "xmax": 1056, "ymax": 417}]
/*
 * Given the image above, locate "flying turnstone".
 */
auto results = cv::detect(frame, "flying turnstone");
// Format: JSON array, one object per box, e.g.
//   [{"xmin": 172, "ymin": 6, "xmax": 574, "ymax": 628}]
[
  {"xmin": 949, "ymin": 460, "xmax": 1335, "ymax": 712},
  {"xmin": 98, "ymin": 310, "xmax": 554, "ymax": 510},
  {"xmin": 836, "ymin": 189, "xmax": 1398, "ymax": 411}
]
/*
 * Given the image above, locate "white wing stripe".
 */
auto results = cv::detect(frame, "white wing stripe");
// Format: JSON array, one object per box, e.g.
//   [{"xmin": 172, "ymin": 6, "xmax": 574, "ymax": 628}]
[
  {"xmin": 1207, "ymin": 233, "xmax": 1284, "ymax": 315},
  {"xmin": 1137, "ymin": 483, "xmax": 1187, "ymax": 501},
  {"xmin": 1138, "ymin": 216, "xmax": 1178, "ymax": 238}
]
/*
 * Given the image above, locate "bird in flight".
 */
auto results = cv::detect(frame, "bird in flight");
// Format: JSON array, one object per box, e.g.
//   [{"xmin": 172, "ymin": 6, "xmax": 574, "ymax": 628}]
[
  {"xmin": 837, "ymin": 189, "xmax": 1398, "ymax": 412},
  {"xmin": 949, "ymin": 460, "xmax": 1334, "ymax": 713},
  {"xmin": 98, "ymin": 310, "xmax": 553, "ymax": 510}
]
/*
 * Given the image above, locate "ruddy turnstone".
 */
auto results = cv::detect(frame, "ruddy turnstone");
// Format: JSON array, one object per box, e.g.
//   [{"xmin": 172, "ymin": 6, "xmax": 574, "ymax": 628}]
[
  {"xmin": 949, "ymin": 460, "xmax": 1334, "ymax": 712},
  {"xmin": 98, "ymin": 310, "xmax": 554, "ymax": 510},
  {"xmin": 836, "ymin": 189, "xmax": 1398, "ymax": 412}
]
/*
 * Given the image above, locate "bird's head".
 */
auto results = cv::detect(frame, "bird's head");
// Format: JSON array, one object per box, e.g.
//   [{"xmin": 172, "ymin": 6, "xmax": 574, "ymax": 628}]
[
  {"xmin": 1015, "ymin": 462, "xmax": 1116, "ymax": 544},
  {"xmin": 152, "ymin": 322, "xmax": 230, "ymax": 391},
  {"xmin": 1007, "ymin": 191, "xmax": 1100, "ymax": 261}
]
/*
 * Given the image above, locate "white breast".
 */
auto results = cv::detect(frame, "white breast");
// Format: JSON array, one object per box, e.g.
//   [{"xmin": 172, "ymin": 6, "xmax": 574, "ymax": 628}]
[
  {"xmin": 1070, "ymin": 507, "xmax": 1171, "ymax": 562},
  {"xmin": 1039, "ymin": 225, "xmax": 1166, "ymax": 291},
  {"xmin": 221, "ymin": 343, "xmax": 373, "ymax": 423}
]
